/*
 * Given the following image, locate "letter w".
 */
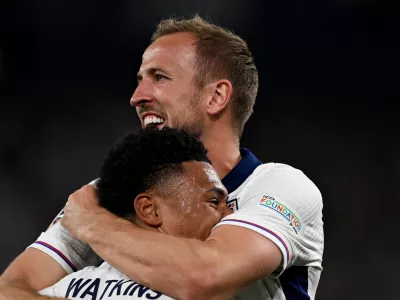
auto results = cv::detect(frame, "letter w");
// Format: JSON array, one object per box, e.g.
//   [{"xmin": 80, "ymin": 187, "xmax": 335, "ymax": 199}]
[{"xmin": 65, "ymin": 278, "xmax": 92, "ymax": 298}]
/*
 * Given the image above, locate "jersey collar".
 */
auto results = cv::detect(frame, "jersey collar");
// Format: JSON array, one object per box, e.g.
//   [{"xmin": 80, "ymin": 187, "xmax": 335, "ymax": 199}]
[{"xmin": 221, "ymin": 148, "xmax": 262, "ymax": 194}]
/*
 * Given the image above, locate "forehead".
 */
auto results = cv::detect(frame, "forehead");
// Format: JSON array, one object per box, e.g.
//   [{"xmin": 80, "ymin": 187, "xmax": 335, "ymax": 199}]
[
  {"xmin": 181, "ymin": 161, "xmax": 226, "ymax": 192},
  {"xmin": 141, "ymin": 33, "xmax": 197, "ymax": 72}
]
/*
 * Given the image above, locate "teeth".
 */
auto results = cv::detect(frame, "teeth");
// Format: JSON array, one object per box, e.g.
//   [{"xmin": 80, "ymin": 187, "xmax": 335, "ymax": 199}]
[{"xmin": 143, "ymin": 115, "xmax": 165, "ymax": 127}]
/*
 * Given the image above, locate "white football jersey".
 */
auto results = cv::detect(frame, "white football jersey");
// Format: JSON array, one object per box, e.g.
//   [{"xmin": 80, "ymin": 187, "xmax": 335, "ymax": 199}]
[
  {"xmin": 29, "ymin": 179, "xmax": 102, "ymax": 273},
  {"xmin": 29, "ymin": 148, "xmax": 324, "ymax": 299},
  {"xmin": 218, "ymin": 149, "xmax": 324, "ymax": 299},
  {"xmin": 40, "ymin": 262, "xmax": 172, "ymax": 299}
]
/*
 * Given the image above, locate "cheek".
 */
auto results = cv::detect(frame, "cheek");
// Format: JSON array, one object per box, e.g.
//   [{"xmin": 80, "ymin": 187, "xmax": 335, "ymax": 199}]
[
  {"xmin": 158, "ymin": 204, "xmax": 189, "ymax": 236},
  {"xmin": 162, "ymin": 99, "xmax": 188, "ymax": 126},
  {"xmin": 162, "ymin": 201, "xmax": 200, "ymax": 234},
  {"xmin": 157, "ymin": 83, "xmax": 185, "ymax": 105},
  {"xmin": 187, "ymin": 208, "xmax": 221, "ymax": 239},
  {"xmin": 165, "ymin": 89, "xmax": 194, "ymax": 109},
  {"xmin": 204, "ymin": 210, "xmax": 222, "ymax": 229}
]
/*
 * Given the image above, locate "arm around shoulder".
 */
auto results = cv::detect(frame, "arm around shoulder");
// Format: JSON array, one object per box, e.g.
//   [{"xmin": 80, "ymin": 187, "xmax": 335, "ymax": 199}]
[{"xmin": 183, "ymin": 224, "xmax": 282, "ymax": 300}]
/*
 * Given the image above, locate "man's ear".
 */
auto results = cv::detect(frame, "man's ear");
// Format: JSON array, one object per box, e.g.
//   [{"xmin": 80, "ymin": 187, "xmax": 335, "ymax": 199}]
[
  {"xmin": 206, "ymin": 79, "xmax": 233, "ymax": 116},
  {"xmin": 134, "ymin": 193, "xmax": 162, "ymax": 227}
]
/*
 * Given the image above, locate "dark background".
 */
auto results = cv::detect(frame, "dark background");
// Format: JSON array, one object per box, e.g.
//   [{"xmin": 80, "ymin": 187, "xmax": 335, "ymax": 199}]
[{"xmin": 0, "ymin": 0, "xmax": 399, "ymax": 299}]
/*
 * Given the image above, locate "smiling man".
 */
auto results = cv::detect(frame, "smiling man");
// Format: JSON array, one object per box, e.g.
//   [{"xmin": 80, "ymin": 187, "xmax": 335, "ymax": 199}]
[{"xmin": 1, "ymin": 16, "xmax": 324, "ymax": 300}]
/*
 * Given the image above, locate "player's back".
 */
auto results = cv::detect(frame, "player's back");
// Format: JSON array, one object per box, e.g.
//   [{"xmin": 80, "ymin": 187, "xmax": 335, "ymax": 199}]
[{"xmin": 40, "ymin": 262, "xmax": 173, "ymax": 300}]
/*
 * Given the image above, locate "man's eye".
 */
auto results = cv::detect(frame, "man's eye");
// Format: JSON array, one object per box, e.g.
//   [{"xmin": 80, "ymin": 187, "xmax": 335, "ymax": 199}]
[
  {"xmin": 155, "ymin": 74, "xmax": 166, "ymax": 81},
  {"xmin": 209, "ymin": 198, "xmax": 219, "ymax": 207}
]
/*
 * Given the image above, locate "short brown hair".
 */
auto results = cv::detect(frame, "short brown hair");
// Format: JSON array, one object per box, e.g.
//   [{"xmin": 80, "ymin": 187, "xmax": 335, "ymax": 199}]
[{"xmin": 151, "ymin": 15, "xmax": 259, "ymax": 137}]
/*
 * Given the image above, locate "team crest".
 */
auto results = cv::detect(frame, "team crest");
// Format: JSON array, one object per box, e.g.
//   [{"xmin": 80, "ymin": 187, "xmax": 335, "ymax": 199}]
[{"xmin": 227, "ymin": 198, "xmax": 239, "ymax": 212}]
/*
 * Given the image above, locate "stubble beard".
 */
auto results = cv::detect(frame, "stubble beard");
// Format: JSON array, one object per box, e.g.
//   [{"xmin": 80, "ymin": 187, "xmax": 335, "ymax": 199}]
[{"xmin": 174, "ymin": 93, "xmax": 204, "ymax": 138}]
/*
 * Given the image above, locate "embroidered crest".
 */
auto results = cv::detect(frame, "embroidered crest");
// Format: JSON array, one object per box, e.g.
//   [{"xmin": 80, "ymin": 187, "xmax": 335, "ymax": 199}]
[{"xmin": 227, "ymin": 198, "xmax": 239, "ymax": 212}]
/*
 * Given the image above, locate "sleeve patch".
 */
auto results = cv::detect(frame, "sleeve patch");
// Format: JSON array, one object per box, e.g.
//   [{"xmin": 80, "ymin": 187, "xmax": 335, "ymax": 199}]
[{"xmin": 258, "ymin": 195, "xmax": 303, "ymax": 234}]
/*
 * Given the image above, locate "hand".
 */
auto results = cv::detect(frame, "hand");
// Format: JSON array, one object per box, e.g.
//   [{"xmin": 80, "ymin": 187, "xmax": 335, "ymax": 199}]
[{"xmin": 61, "ymin": 185, "xmax": 107, "ymax": 242}]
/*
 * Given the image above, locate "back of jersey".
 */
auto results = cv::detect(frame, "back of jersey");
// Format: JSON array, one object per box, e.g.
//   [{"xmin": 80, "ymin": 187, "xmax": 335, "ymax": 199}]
[{"xmin": 40, "ymin": 262, "xmax": 175, "ymax": 300}]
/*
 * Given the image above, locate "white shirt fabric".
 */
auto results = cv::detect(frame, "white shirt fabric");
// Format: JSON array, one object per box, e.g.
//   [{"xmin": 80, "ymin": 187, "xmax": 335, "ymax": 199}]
[
  {"xmin": 40, "ymin": 262, "xmax": 172, "ymax": 299},
  {"xmin": 30, "ymin": 148, "xmax": 324, "ymax": 299}
]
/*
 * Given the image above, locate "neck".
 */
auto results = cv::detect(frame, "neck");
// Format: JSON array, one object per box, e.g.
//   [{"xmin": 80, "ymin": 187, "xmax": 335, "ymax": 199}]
[{"xmin": 200, "ymin": 124, "xmax": 241, "ymax": 180}]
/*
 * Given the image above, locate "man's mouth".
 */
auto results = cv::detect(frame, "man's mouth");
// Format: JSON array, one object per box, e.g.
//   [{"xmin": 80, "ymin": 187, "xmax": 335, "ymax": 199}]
[{"xmin": 143, "ymin": 115, "xmax": 166, "ymax": 129}]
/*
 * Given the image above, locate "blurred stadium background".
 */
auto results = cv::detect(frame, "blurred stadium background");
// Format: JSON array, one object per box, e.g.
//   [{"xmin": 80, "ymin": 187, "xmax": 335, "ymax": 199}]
[{"xmin": 0, "ymin": 0, "xmax": 399, "ymax": 299}]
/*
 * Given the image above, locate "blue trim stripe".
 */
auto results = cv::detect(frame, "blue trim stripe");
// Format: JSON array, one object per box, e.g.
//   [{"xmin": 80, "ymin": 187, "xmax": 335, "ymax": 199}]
[
  {"xmin": 280, "ymin": 266, "xmax": 310, "ymax": 299},
  {"xmin": 220, "ymin": 219, "xmax": 290, "ymax": 262},
  {"xmin": 35, "ymin": 241, "xmax": 77, "ymax": 272}
]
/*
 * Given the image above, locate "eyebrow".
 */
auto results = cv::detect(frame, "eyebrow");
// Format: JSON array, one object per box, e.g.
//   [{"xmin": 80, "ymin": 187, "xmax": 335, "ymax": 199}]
[
  {"xmin": 137, "ymin": 67, "xmax": 171, "ymax": 82},
  {"xmin": 208, "ymin": 187, "xmax": 228, "ymax": 198}
]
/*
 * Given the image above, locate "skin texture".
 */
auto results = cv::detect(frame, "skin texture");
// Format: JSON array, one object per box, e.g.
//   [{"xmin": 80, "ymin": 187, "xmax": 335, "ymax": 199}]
[
  {"xmin": 133, "ymin": 33, "xmax": 205, "ymax": 137},
  {"xmin": 150, "ymin": 162, "xmax": 231, "ymax": 241}
]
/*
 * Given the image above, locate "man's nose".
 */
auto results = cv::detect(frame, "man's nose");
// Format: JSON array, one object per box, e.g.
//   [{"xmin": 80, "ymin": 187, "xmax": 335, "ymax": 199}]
[
  {"xmin": 220, "ymin": 206, "xmax": 233, "ymax": 219},
  {"xmin": 130, "ymin": 80, "xmax": 154, "ymax": 107}
]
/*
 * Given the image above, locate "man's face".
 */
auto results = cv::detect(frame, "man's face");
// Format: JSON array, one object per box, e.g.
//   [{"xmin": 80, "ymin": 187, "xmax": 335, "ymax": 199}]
[
  {"xmin": 131, "ymin": 32, "xmax": 206, "ymax": 138},
  {"xmin": 158, "ymin": 161, "xmax": 231, "ymax": 240}
]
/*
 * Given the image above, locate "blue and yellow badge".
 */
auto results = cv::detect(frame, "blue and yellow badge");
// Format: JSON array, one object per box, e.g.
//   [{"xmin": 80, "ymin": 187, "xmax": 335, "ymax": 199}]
[{"xmin": 258, "ymin": 195, "xmax": 302, "ymax": 234}]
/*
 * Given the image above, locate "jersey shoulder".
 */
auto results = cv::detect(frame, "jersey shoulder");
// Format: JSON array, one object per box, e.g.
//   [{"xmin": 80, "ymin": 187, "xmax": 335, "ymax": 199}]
[{"xmin": 235, "ymin": 162, "xmax": 322, "ymax": 208}]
